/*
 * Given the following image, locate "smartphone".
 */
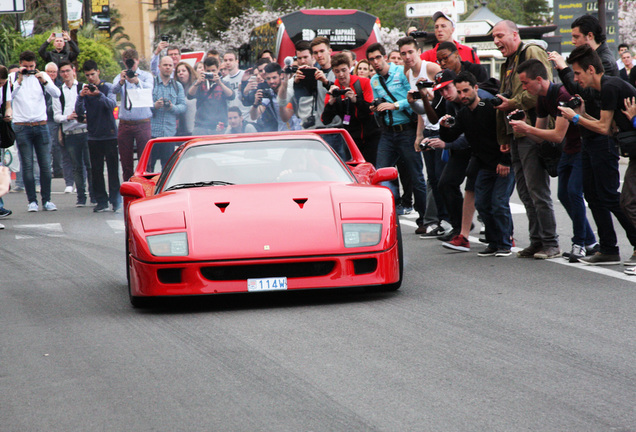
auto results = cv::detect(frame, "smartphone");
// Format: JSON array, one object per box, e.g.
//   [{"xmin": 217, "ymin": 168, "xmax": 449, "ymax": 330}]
[
  {"xmin": 55, "ymin": 32, "xmax": 63, "ymax": 38},
  {"xmin": 161, "ymin": 34, "xmax": 169, "ymax": 42}
]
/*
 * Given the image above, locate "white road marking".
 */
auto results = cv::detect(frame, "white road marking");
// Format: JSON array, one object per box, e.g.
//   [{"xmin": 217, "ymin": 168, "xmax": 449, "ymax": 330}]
[
  {"xmin": 13, "ymin": 223, "xmax": 64, "ymax": 239},
  {"xmin": 107, "ymin": 220, "xmax": 125, "ymax": 233}
]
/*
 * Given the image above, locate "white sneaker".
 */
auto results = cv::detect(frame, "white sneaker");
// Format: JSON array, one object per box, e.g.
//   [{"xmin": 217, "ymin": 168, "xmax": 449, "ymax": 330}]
[
  {"xmin": 27, "ymin": 202, "xmax": 38, "ymax": 212},
  {"xmin": 64, "ymin": 186, "xmax": 73, "ymax": 194},
  {"xmin": 43, "ymin": 201, "xmax": 57, "ymax": 211},
  {"xmin": 624, "ymin": 266, "xmax": 636, "ymax": 276},
  {"xmin": 0, "ymin": 223, "xmax": 4, "ymax": 229}
]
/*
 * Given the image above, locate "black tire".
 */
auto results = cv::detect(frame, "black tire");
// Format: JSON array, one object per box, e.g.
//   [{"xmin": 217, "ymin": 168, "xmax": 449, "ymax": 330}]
[{"xmin": 127, "ymin": 231, "xmax": 151, "ymax": 308}]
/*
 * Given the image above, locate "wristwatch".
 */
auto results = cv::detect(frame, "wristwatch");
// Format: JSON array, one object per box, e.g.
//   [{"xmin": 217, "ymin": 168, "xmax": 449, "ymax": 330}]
[{"xmin": 393, "ymin": 102, "xmax": 399, "ymax": 110}]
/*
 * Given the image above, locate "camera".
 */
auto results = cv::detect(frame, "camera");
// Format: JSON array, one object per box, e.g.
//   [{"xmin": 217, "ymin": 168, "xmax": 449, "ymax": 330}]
[
  {"xmin": 76, "ymin": 113, "xmax": 85, "ymax": 123},
  {"xmin": 506, "ymin": 111, "xmax": 525, "ymax": 121},
  {"xmin": 164, "ymin": 100, "xmax": 172, "ymax": 108},
  {"xmin": 491, "ymin": 91, "xmax": 511, "ymax": 107},
  {"xmin": 410, "ymin": 91, "xmax": 422, "ymax": 100},
  {"xmin": 20, "ymin": 68, "xmax": 37, "ymax": 75},
  {"xmin": 445, "ymin": 116, "xmax": 456, "ymax": 127},
  {"xmin": 87, "ymin": 84, "xmax": 96, "ymax": 92},
  {"xmin": 55, "ymin": 32, "xmax": 63, "ymax": 38},
  {"xmin": 419, "ymin": 140, "xmax": 433, "ymax": 151},
  {"xmin": 416, "ymin": 80, "xmax": 434, "ymax": 89},
  {"xmin": 409, "ymin": 31, "xmax": 428, "ymax": 38},
  {"xmin": 284, "ymin": 65, "xmax": 298, "ymax": 74},
  {"xmin": 160, "ymin": 34, "xmax": 169, "ymax": 42},
  {"xmin": 124, "ymin": 58, "xmax": 136, "ymax": 79},
  {"xmin": 559, "ymin": 96, "xmax": 582, "ymax": 109},
  {"xmin": 331, "ymin": 88, "xmax": 348, "ymax": 97},
  {"xmin": 204, "ymin": 72, "xmax": 217, "ymax": 81},
  {"xmin": 372, "ymin": 97, "xmax": 387, "ymax": 108},
  {"xmin": 260, "ymin": 88, "xmax": 276, "ymax": 99},
  {"xmin": 302, "ymin": 115, "xmax": 316, "ymax": 129}
]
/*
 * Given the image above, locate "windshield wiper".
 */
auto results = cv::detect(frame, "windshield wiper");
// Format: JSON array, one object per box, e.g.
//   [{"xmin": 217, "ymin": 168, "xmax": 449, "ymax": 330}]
[{"xmin": 165, "ymin": 181, "xmax": 235, "ymax": 191}]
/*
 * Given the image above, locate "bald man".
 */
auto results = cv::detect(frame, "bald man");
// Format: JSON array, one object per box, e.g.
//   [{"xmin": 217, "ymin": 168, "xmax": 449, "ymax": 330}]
[{"xmin": 491, "ymin": 20, "xmax": 559, "ymax": 259}]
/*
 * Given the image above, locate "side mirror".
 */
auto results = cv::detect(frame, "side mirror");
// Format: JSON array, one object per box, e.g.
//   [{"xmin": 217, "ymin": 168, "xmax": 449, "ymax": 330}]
[
  {"xmin": 371, "ymin": 167, "xmax": 398, "ymax": 185},
  {"xmin": 120, "ymin": 182, "xmax": 146, "ymax": 199}
]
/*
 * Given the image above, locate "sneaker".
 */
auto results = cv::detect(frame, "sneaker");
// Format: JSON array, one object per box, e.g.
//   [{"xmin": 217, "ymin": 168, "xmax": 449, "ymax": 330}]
[
  {"xmin": 75, "ymin": 199, "xmax": 86, "ymax": 207},
  {"xmin": 442, "ymin": 234, "xmax": 470, "ymax": 252},
  {"xmin": 415, "ymin": 223, "xmax": 433, "ymax": 235},
  {"xmin": 43, "ymin": 201, "xmax": 57, "ymax": 211},
  {"xmin": 93, "ymin": 203, "xmax": 109, "ymax": 213},
  {"xmin": 585, "ymin": 243, "xmax": 600, "ymax": 255},
  {"xmin": 534, "ymin": 247, "xmax": 562, "ymax": 260},
  {"xmin": 396, "ymin": 204, "xmax": 413, "ymax": 216},
  {"xmin": 419, "ymin": 225, "xmax": 445, "ymax": 239},
  {"xmin": 478, "ymin": 246, "xmax": 498, "ymax": 257},
  {"xmin": 11, "ymin": 186, "xmax": 24, "ymax": 193},
  {"xmin": 517, "ymin": 243, "xmax": 543, "ymax": 258},
  {"xmin": 0, "ymin": 207, "xmax": 11, "ymax": 218},
  {"xmin": 624, "ymin": 266, "xmax": 636, "ymax": 275},
  {"xmin": 0, "ymin": 222, "xmax": 4, "ymax": 229},
  {"xmin": 27, "ymin": 202, "xmax": 38, "ymax": 212},
  {"xmin": 623, "ymin": 251, "xmax": 636, "ymax": 266},
  {"xmin": 437, "ymin": 229, "xmax": 459, "ymax": 242},
  {"xmin": 495, "ymin": 249, "xmax": 512, "ymax": 257},
  {"xmin": 112, "ymin": 203, "xmax": 121, "ymax": 213},
  {"xmin": 564, "ymin": 244, "xmax": 586, "ymax": 263},
  {"xmin": 64, "ymin": 185, "xmax": 73, "ymax": 194},
  {"xmin": 579, "ymin": 252, "xmax": 621, "ymax": 266}
]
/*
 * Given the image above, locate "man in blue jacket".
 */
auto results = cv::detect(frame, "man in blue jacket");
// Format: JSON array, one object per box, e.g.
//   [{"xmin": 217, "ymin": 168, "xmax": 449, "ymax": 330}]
[
  {"xmin": 75, "ymin": 60, "xmax": 120, "ymax": 212},
  {"xmin": 367, "ymin": 42, "xmax": 427, "ymax": 232}
]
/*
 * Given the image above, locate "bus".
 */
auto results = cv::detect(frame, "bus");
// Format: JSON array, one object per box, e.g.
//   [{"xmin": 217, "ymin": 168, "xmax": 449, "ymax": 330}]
[{"xmin": 246, "ymin": 9, "xmax": 382, "ymax": 66}]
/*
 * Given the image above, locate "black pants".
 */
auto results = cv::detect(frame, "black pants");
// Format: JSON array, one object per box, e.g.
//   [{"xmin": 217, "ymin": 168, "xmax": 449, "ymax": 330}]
[
  {"xmin": 438, "ymin": 153, "xmax": 470, "ymax": 231},
  {"xmin": 89, "ymin": 139, "xmax": 120, "ymax": 207}
]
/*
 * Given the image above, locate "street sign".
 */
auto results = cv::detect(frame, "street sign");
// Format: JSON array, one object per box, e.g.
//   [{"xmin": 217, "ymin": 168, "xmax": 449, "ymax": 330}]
[
  {"xmin": 405, "ymin": 1, "xmax": 466, "ymax": 18},
  {"xmin": 455, "ymin": 20, "xmax": 493, "ymax": 36},
  {"xmin": 0, "ymin": 0, "xmax": 25, "ymax": 13}
]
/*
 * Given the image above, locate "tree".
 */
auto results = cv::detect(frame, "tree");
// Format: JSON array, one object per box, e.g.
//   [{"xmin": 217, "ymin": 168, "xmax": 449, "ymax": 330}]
[{"xmin": 619, "ymin": 0, "xmax": 636, "ymax": 48}]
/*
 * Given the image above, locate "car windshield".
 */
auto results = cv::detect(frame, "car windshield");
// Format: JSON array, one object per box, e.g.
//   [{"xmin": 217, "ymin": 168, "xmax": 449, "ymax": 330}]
[{"xmin": 162, "ymin": 139, "xmax": 354, "ymax": 190}]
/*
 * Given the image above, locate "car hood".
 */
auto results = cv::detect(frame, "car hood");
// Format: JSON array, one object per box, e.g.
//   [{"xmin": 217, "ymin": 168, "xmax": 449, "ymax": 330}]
[{"xmin": 133, "ymin": 182, "xmax": 389, "ymax": 260}]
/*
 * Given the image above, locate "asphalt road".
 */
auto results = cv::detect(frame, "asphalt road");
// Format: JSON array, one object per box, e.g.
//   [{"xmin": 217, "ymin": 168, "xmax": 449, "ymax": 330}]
[{"xmin": 1, "ymin": 179, "xmax": 635, "ymax": 431}]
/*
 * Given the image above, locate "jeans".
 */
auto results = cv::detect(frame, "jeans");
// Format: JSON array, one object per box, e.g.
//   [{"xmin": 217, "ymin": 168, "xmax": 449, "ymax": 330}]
[
  {"xmin": 118, "ymin": 120, "xmax": 151, "ymax": 181},
  {"xmin": 49, "ymin": 120, "xmax": 73, "ymax": 186},
  {"xmin": 511, "ymin": 135, "xmax": 558, "ymax": 247},
  {"xmin": 65, "ymin": 132, "xmax": 92, "ymax": 203},
  {"xmin": 438, "ymin": 152, "xmax": 470, "ymax": 231},
  {"xmin": 422, "ymin": 144, "xmax": 448, "ymax": 223},
  {"xmin": 89, "ymin": 139, "xmax": 121, "ymax": 208},
  {"xmin": 376, "ymin": 127, "xmax": 427, "ymax": 225},
  {"xmin": 475, "ymin": 168, "xmax": 515, "ymax": 250},
  {"xmin": 15, "ymin": 124, "xmax": 52, "ymax": 204},
  {"xmin": 581, "ymin": 135, "xmax": 636, "ymax": 254},
  {"xmin": 557, "ymin": 151, "xmax": 596, "ymax": 247}
]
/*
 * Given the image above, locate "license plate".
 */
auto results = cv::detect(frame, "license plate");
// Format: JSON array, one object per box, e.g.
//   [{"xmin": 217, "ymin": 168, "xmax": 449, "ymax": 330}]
[{"xmin": 247, "ymin": 277, "xmax": 288, "ymax": 292}]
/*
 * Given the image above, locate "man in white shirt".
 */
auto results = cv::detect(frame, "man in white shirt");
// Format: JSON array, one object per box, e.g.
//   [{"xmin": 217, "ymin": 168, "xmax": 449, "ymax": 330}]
[
  {"xmin": 10, "ymin": 50, "xmax": 61, "ymax": 212},
  {"xmin": 222, "ymin": 51, "xmax": 249, "ymax": 118},
  {"xmin": 52, "ymin": 61, "xmax": 92, "ymax": 207}
]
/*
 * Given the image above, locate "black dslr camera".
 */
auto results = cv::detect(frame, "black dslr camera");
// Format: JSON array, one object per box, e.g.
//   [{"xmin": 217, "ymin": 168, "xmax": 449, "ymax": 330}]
[
  {"xmin": 260, "ymin": 88, "xmax": 276, "ymax": 100},
  {"xmin": 20, "ymin": 68, "xmax": 37, "ymax": 75},
  {"xmin": 331, "ymin": 88, "xmax": 348, "ymax": 97},
  {"xmin": 506, "ymin": 110, "xmax": 526, "ymax": 121},
  {"xmin": 416, "ymin": 81, "xmax": 434, "ymax": 89},
  {"xmin": 409, "ymin": 31, "xmax": 428, "ymax": 38},
  {"xmin": 124, "ymin": 58, "xmax": 136, "ymax": 79},
  {"xmin": 491, "ymin": 91, "xmax": 511, "ymax": 107},
  {"xmin": 559, "ymin": 96, "xmax": 582, "ymax": 109},
  {"xmin": 372, "ymin": 97, "xmax": 387, "ymax": 108},
  {"xmin": 87, "ymin": 84, "xmax": 97, "ymax": 92},
  {"xmin": 302, "ymin": 115, "xmax": 316, "ymax": 129}
]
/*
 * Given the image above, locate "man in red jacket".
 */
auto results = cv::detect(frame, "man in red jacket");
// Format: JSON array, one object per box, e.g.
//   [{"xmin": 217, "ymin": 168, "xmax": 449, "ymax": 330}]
[
  {"xmin": 421, "ymin": 11, "xmax": 480, "ymax": 64},
  {"xmin": 321, "ymin": 53, "xmax": 381, "ymax": 165}
]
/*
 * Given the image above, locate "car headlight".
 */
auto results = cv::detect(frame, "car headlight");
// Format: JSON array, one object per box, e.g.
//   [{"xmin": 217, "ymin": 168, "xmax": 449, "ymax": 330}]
[
  {"xmin": 343, "ymin": 223, "xmax": 382, "ymax": 248},
  {"xmin": 146, "ymin": 232, "xmax": 189, "ymax": 256}
]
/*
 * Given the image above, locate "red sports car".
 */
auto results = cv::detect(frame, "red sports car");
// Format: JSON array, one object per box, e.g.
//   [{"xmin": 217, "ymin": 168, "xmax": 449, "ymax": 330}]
[{"xmin": 120, "ymin": 129, "xmax": 402, "ymax": 307}]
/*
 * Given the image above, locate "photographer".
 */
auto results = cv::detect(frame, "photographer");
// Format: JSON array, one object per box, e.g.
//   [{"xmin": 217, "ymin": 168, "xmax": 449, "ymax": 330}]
[
  {"xmin": 508, "ymin": 59, "xmax": 596, "ymax": 263},
  {"xmin": 38, "ymin": 31, "xmax": 79, "ymax": 66},
  {"xmin": 321, "ymin": 53, "xmax": 380, "ymax": 165},
  {"xmin": 52, "ymin": 61, "xmax": 92, "ymax": 208},
  {"xmin": 440, "ymin": 71, "xmax": 514, "ymax": 257},
  {"xmin": 151, "ymin": 56, "xmax": 186, "ymax": 167},
  {"xmin": 150, "ymin": 39, "xmax": 181, "ymax": 77},
  {"xmin": 420, "ymin": 12, "xmax": 480, "ymax": 64},
  {"xmin": 10, "ymin": 50, "xmax": 61, "ymax": 212},
  {"xmin": 187, "ymin": 56, "xmax": 233, "ymax": 135},
  {"xmin": 75, "ymin": 60, "xmax": 119, "ymax": 213},
  {"xmin": 250, "ymin": 62, "xmax": 295, "ymax": 132},
  {"xmin": 554, "ymin": 44, "xmax": 636, "ymax": 267},
  {"xmin": 367, "ymin": 42, "xmax": 428, "ymax": 232},
  {"xmin": 111, "ymin": 49, "xmax": 154, "ymax": 181}
]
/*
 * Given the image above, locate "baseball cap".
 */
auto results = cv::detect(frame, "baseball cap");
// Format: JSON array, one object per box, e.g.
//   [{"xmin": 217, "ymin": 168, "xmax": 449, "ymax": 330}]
[
  {"xmin": 433, "ymin": 11, "xmax": 456, "ymax": 27},
  {"xmin": 432, "ymin": 69, "xmax": 457, "ymax": 91}
]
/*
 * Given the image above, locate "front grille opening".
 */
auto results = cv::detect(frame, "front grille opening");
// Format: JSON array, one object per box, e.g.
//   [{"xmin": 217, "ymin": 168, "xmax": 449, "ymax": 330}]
[
  {"xmin": 352, "ymin": 258, "xmax": 377, "ymax": 275},
  {"xmin": 157, "ymin": 268, "xmax": 183, "ymax": 284},
  {"xmin": 201, "ymin": 261, "xmax": 336, "ymax": 281}
]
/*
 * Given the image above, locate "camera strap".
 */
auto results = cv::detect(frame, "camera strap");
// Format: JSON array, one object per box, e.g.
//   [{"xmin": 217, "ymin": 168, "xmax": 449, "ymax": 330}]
[
  {"xmin": 124, "ymin": 82, "xmax": 132, "ymax": 110},
  {"xmin": 378, "ymin": 75, "xmax": 395, "ymax": 126}
]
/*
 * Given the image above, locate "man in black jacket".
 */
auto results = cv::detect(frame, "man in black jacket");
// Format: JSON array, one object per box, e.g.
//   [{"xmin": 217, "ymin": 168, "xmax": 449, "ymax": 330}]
[
  {"xmin": 38, "ymin": 31, "xmax": 80, "ymax": 66},
  {"xmin": 570, "ymin": 15, "xmax": 618, "ymax": 77}
]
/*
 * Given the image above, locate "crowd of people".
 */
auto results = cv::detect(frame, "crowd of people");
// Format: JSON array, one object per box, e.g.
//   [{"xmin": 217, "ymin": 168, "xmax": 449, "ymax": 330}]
[{"xmin": 3, "ymin": 14, "xmax": 636, "ymax": 276}]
